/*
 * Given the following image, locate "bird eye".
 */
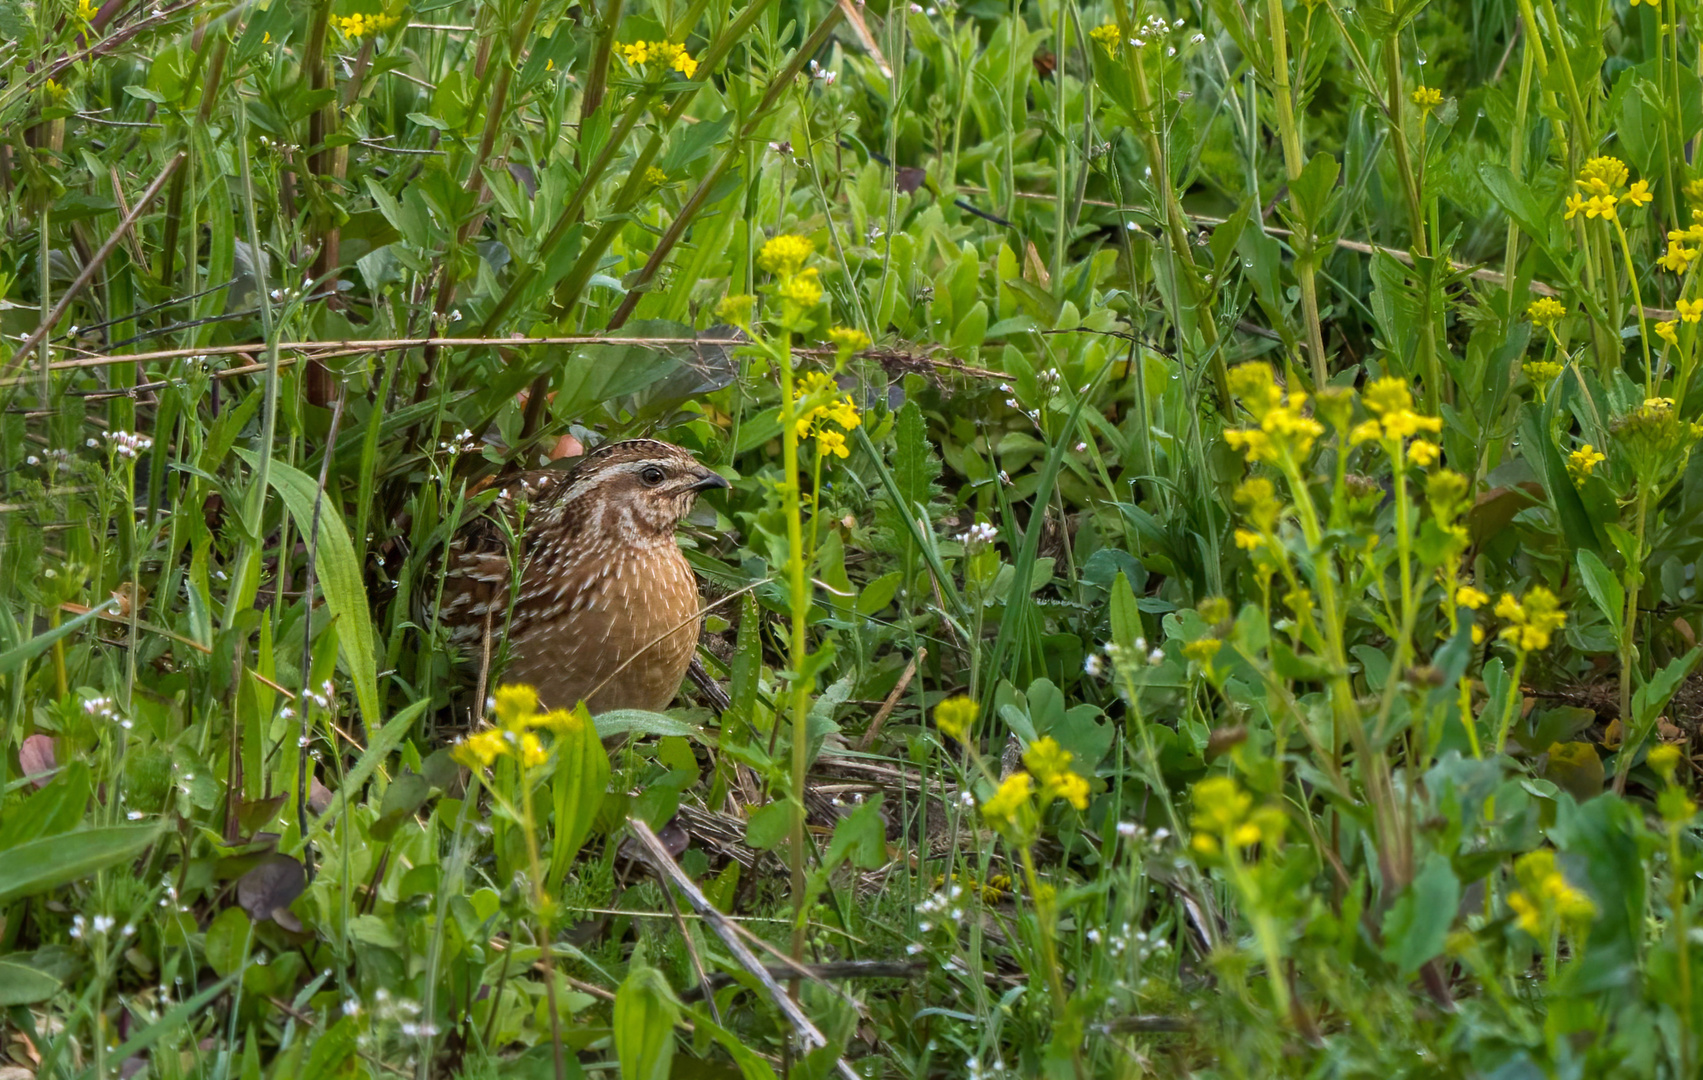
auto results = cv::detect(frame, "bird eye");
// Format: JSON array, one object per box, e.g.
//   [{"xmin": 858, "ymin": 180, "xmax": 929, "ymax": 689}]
[{"xmin": 640, "ymin": 465, "xmax": 666, "ymax": 486}]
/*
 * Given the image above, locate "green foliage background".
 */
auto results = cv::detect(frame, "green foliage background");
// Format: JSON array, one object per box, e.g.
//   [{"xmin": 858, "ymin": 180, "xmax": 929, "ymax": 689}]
[{"xmin": 6, "ymin": 0, "xmax": 1703, "ymax": 1073}]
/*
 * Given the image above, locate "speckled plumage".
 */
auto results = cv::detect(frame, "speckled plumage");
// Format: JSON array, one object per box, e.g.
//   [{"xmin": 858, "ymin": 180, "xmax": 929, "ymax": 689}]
[{"xmin": 436, "ymin": 439, "xmax": 727, "ymax": 714}]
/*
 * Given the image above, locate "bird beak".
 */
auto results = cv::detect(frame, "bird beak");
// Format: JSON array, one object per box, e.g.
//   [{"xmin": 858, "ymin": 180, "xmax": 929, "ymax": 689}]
[{"xmin": 688, "ymin": 468, "xmax": 730, "ymax": 492}]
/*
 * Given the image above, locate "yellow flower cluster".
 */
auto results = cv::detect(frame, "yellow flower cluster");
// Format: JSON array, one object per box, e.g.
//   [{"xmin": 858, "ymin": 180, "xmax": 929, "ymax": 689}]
[
  {"xmin": 1411, "ymin": 86, "xmax": 1443, "ymax": 110},
  {"xmin": 1455, "ymin": 584, "xmax": 1489, "ymax": 609},
  {"xmin": 1494, "ymin": 587, "xmax": 1567, "ymax": 652},
  {"xmin": 1567, "ymin": 443, "xmax": 1605, "ymax": 482},
  {"xmin": 1658, "ymin": 223, "xmax": 1703, "ymax": 273},
  {"xmin": 934, "ymin": 872, "xmax": 1014, "ymax": 903},
  {"xmin": 793, "ymin": 370, "xmax": 861, "ymax": 458},
  {"xmin": 978, "ymin": 737, "xmax": 1092, "ymax": 837},
  {"xmin": 1223, "ymin": 363, "xmax": 1325, "ymax": 465},
  {"xmin": 1350, "ymin": 376, "xmax": 1444, "ymax": 466},
  {"xmin": 759, "ymin": 234, "xmax": 815, "ymax": 276},
  {"xmin": 451, "ymin": 684, "xmax": 583, "ymax": 771},
  {"xmin": 827, "ymin": 325, "xmax": 872, "ymax": 358},
  {"xmin": 644, "ymin": 166, "xmax": 668, "ymax": 186},
  {"xmin": 1527, "ymin": 297, "xmax": 1567, "ymax": 329},
  {"xmin": 982, "ymin": 773, "xmax": 1035, "ymax": 831},
  {"xmin": 335, "ymin": 11, "xmax": 399, "ymax": 38},
  {"xmin": 615, "ymin": 39, "xmax": 699, "ymax": 78},
  {"xmin": 1024, "ymin": 737, "xmax": 1090, "ymax": 810},
  {"xmin": 1507, "ymin": 849, "xmax": 1596, "ymax": 936},
  {"xmin": 1089, "ymin": 22, "xmax": 1122, "ymax": 52},
  {"xmin": 934, "ymin": 695, "xmax": 979, "ymax": 741},
  {"xmin": 1563, "ymin": 156, "xmax": 1651, "ymax": 221},
  {"xmin": 1523, "ymin": 359, "xmax": 1563, "ymax": 384},
  {"xmin": 1188, "ymin": 775, "xmax": 1287, "ymax": 858}
]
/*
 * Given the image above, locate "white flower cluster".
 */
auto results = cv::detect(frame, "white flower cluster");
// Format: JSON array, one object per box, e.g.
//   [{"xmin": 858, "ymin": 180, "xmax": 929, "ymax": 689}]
[
  {"xmin": 70, "ymin": 914, "xmax": 134, "ymax": 941},
  {"xmin": 957, "ymin": 521, "xmax": 999, "ymax": 551},
  {"xmin": 305, "ymin": 679, "xmax": 337, "ymax": 710},
  {"xmin": 104, "ymin": 430, "xmax": 153, "ymax": 458},
  {"xmin": 1085, "ymin": 921, "xmax": 1170, "ymax": 962},
  {"xmin": 1085, "ymin": 638, "xmax": 1166, "ymax": 678},
  {"xmin": 914, "ymin": 880, "xmax": 967, "ymax": 935},
  {"xmin": 438, "ymin": 428, "xmax": 477, "ymax": 455},
  {"xmin": 84, "ymin": 695, "xmax": 132, "ymax": 730},
  {"xmin": 808, "ymin": 59, "xmax": 838, "ymax": 84},
  {"xmin": 23, "ymin": 447, "xmax": 73, "ymax": 473}
]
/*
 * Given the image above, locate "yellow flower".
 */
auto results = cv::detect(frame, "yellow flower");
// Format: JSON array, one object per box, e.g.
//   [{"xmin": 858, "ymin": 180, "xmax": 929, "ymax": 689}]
[
  {"xmin": 1349, "ymin": 419, "xmax": 1384, "ymax": 445},
  {"xmin": 76, "ymin": 0, "xmax": 97, "ymax": 22},
  {"xmin": 1233, "ymin": 528, "xmax": 1263, "ymax": 551},
  {"xmin": 617, "ymin": 41, "xmax": 698, "ymax": 77},
  {"xmin": 1089, "ymin": 22, "xmax": 1122, "ymax": 53},
  {"xmin": 777, "ymin": 267, "xmax": 823, "ymax": 307},
  {"xmin": 519, "ymin": 731, "xmax": 548, "ymax": 768},
  {"xmin": 1411, "ymin": 86, "xmax": 1443, "ymax": 109},
  {"xmin": 1524, "ymin": 359, "xmax": 1563, "ymax": 384},
  {"xmin": 1047, "ymin": 770, "xmax": 1090, "ymax": 811},
  {"xmin": 1567, "ymin": 443, "xmax": 1605, "ymax": 480},
  {"xmin": 1191, "ymin": 776, "xmax": 1252, "ymax": 835},
  {"xmin": 1224, "ymin": 363, "xmax": 1323, "ymax": 464},
  {"xmin": 538, "ymin": 707, "xmax": 585, "ymax": 735},
  {"xmin": 493, "ymin": 684, "xmax": 540, "ymax": 729},
  {"xmin": 981, "ymin": 772, "xmax": 1035, "ymax": 830},
  {"xmin": 758, "ymin": 234, "xmax": 816, "ymax": 276},
  {"xmin": 1527, "ymin": 297, "xmax": 1567, "ymax": 328},
  {"xmin": 335, "ymin": 12, "xmax": 398, "ymax": 38},
  {"xmin": 1563, "ymin": 193, "xmax": 1587, "ymax": 221},
  {"xmin": 1455, "ymin": 584, "xmax": 1489, "ymax": 610},
  {"xmin": 452, "ymin": 728, "xmax": 508, "ymax": 770},
  {"xmin": 1406, "ymin": 439, "xmax": 1441, "ymax": 467},
  {"xmin": 827, "ymin": 325, "xmax": 871, "ymax": 358},
  {"xmin": 1579, "ymin": 156, "xmax": 1630, "ymax": 193},
  {"xmin": 1679, "ymin": 299, "xmax": 1703, "ymax": 323},
  {"xmin": 815, "ymin": 428, "xmax": 849, "ymax": 458},
  {"xmin": 1496, "ymin": 587, "xmax": 1567, "ymax": 652},
  {"xmin": 1182, "ymin": 638, "xmax": 1222, "ymax": 665},
  {"xmin": 1022, "ymin": 737, "xmax": 1073, "ymax": 784},
  {"xmin": 1509, "ymin": 849, "xmax": 1596, "ymax": 935},
  {"xmin": 1649, "ymin": 743, "xmax": 1683, "ymax": 782},
  {"xmin": 934, "ymin": 695, "xmax": 979, "ymax": 741},
  {"xmin": 645, "ymin": 166, "xmax": 667, "ymax": 186},
  {"xmin": 1658, "ymin": 243, "xmax": 1698, "ymax": 273},
  {"xmin": 716, "ymin": 293, "xmax": 755, "ymax": 328},
  {"xmin": 1622, "ymin": 179, "xmax": 1653, "ymax": 208},
  {"xmin": 823, "ymin": 397, "xmax": 861, "ymax": 431},
  {"xmin": 1656, "ymin": 320, "xmax": 1680, "ymax": 346}
]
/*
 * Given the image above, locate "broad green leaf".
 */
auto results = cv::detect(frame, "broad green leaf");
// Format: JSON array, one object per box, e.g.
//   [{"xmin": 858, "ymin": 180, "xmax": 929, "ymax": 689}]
[
  {"xmin": 1575, "ymin": 549, "xmax": 1625, "ymax": 641},
  {"xmin": 238, "ymin": 451, "xmax": 381, "ymax": 729},
  {"xmin": 590, "ymin": 709, "xmax": 705, "ymax": 740},
  {"xmin": 614, "ymin": 965, "xmax": 678, "ymax": 1080},
  {"xmin": 0, "ymin": 824, "xmax": 160, "ymax": 906},
  {"xmin": 549, "ymin": 704, "xmax": 611, "ymax": 884},
  {"xmin": 0, "ymin": 956, "xmax": 62, "ymax": 1005},
  {"xmin": 1381, "ymin": 852, "xmax": 1460, "ymax": 976}
]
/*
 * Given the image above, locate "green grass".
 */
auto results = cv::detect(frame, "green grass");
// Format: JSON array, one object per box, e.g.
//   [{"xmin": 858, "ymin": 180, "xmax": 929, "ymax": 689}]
[{"xmin": 6, "ymin": 0, "xmax": 1703, "ymax": 1074}]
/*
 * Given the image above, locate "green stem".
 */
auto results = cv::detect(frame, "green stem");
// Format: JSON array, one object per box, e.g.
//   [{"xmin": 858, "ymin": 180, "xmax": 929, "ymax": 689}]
[{"xmin": 778, "ymin": 338, "xmax": 812, "ymax": 968}]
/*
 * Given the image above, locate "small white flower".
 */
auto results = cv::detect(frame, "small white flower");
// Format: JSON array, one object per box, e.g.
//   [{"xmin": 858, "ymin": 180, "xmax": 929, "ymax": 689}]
[
  {"xmin": 128, "ymin": 810, "xmax": 145, "ymax": 820},
  {"xmin": 25, "ymin": 455, "xmax": 39, "ymax": 465},
  {"xmin": 1148, "ymin": 647, "xmax": 1165, "ymax": 665},
  {"xmin": 1117, "ymin": 821, "xmax": 1139, "ymax": 838},
  {"xmin": 1084, "ymin": 653, "xmax": 1104, "ymax": 678},
  {"xmin": 92, "ymin": 914, "xmax": 115, "ymax": 935}
]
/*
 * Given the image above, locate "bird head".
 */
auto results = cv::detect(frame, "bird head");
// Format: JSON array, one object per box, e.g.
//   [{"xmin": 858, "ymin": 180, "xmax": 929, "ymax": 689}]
[{"xmin": 556, "ymin": 439, "xmax": 728, "ymax": 542}]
